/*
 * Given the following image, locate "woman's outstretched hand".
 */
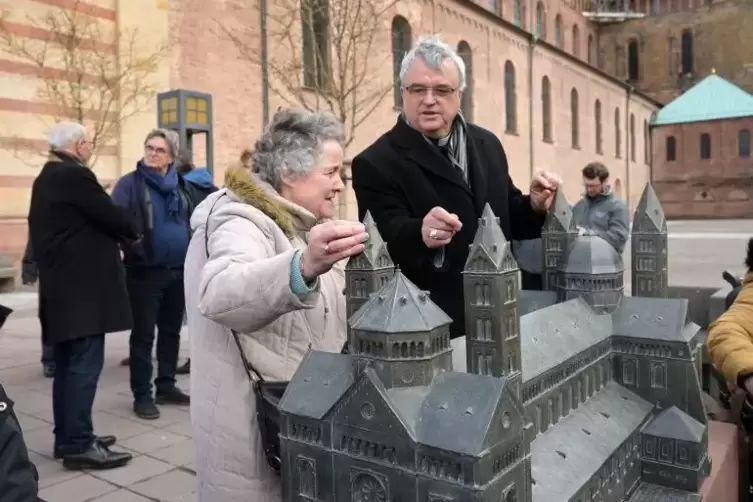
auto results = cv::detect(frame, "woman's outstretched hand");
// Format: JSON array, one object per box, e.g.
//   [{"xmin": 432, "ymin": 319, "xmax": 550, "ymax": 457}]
[{"xmin": 300, "ymin": 220, "xmax": 368, "ymax": 281}]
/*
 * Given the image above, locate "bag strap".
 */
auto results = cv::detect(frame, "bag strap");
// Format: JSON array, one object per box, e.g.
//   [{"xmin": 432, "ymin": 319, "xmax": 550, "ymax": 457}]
[{"xmin": 203, "ymin": 193, "xmax": 264, "ymax": 385}]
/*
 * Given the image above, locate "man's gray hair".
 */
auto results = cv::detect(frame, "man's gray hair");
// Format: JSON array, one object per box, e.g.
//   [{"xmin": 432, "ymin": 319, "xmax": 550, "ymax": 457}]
[
  {"xmin": 48, "ymin": 121, "xmax": 87, "ymax": 150},
  {"xmin": 399, "ymin": 35, "xmax": 467, "ymax": 91},
  {"xmin": 252, "ymin": 108, "xmax": 344, "ymax": 190},
  {"xmin": 143, "ymin": 128, "xmax": 179, "ymax": 157}
]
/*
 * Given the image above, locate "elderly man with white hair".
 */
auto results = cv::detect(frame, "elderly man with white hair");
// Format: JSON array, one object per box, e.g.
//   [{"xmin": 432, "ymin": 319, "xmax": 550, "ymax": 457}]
[
  {"xmin": 28, "ymin": 121, "xmax": 138, "ymax": 470},
  {"xmin": 352, "ymin": 35, "xmax": 562, "ymax": 339}
]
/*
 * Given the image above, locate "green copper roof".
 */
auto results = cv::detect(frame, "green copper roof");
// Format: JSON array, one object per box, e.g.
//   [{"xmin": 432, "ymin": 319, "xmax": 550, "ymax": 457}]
[{"xmin": 652, "ymin": 73, "xmax": 753, "ymax": 126}]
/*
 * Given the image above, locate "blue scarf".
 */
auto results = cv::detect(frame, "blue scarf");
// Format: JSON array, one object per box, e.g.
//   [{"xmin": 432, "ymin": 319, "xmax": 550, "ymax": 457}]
[{"xmin": 136, "ymin": 160, "xmax": 182, "ymax": 220}]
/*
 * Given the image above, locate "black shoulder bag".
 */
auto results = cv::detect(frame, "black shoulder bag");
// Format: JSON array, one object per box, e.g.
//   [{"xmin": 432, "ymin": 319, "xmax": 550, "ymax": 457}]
[{"xmin": 203, "ymin": 195, "xmax": 288, "ymax": 475}]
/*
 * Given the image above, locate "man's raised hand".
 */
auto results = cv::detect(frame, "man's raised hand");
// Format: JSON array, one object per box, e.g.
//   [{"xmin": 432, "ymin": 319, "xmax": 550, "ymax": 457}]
[{"xmin": 421, "ymin": 206, "xmax": 462, "ymax": 249}]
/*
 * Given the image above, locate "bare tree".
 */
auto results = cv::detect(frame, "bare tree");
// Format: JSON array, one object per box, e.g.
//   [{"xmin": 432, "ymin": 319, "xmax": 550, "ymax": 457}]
[
  {"xmin": 222, "ymin": 0, "xmax": 399, "ymax": 149},
  {"xmin": 0, "ymin": 1, "xmax": 163, "ymax": 166}
]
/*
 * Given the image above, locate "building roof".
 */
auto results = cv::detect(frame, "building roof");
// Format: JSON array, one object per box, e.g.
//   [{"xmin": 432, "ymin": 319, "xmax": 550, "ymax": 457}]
[
  {"xmin": 561, "ymin": 235, "xmax": 625, "ymax": 275},
  {"xmin": 531, "ymin": 381, "xmax": 654, "ymax": 502},
  {"xmin": 642, "ymin": 406, "xmax": 706, "ymax": 442},
  {"xmin": 349, "ymin": 271, "xmax": 452, "ymax": 333},
  {"xmin": 464, "ymin": 203, "xmax": 518, "ymax": 272},
  {"xmin": 652, "ymin": 73, "xmax": 753, "ymax": 126}
]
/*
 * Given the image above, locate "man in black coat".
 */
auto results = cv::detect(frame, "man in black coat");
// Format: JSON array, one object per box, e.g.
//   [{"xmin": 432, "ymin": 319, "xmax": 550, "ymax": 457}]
[
  {"xmin": 28, "ymin": 121, "xmax": 136, "ymax": 470},
  {"xmin": 352, "ymin": 35, "xmax": 560, "ymax": 339}
]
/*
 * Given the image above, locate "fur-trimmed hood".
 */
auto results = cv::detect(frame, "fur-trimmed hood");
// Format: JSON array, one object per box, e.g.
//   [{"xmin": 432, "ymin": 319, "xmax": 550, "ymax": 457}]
[{"xmin": 223, "ymin": 166, "xmax": 318, "ymax": 237}]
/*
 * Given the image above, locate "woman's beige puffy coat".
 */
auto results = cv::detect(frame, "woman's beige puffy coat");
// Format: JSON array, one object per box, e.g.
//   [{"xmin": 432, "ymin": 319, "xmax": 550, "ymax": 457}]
[{"xmin": 184, "ymin": 167, "xmax": 347, "ymax": 502}]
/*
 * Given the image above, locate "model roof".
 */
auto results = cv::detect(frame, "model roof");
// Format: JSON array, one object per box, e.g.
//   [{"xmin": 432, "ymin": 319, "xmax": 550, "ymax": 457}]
[
  {"xmin": 632, "ymin": 184, "xmax": 667, "ymax": 234},
  {"xmin": 464, "ymin": 203, "xmax": 518, "ymax": 272},
  {"xmin": 642, "ymin": 406, "xmax": 705, "ymax": 442},
  {"xmin": 652, "ymin": 73, "xmax": 753, "ymax": 126},
  {"xmin": 612, "ymin": 297, "xmax": 693, "ymax": 342},
  {"xmin": 627, "ymin": 482, "xmax": 702, "ymax": 502},
  {"xmin": 562, "ymin": 235, "xmax": 624, "ymax": 275},
  {"xmin": 349, "ymin": 272, "xmax": 452, "ymax": 333},
  {"xmin": 542, "ymin": 189, "xmax": 576, "ymax": 233},
  {"xmin": 520, "ymin": 297, "xmax": 613, "ymax": 380},
  {"xmin": 531, "ymin": 381, "xmax": 654, "ymax": 501},
  {"xmin": 344, "ymin": 210, "xmax": 393, "ymax": 270}
]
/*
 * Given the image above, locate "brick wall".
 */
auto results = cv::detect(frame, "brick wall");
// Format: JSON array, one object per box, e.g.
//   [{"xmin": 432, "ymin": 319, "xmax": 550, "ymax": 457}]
[{"xmin": 652, "ymin": 116, "xmax": 753, "ymax": 218}]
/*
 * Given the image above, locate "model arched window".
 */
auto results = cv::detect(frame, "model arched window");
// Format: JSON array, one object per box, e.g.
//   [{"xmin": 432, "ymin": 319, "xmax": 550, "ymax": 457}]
[
  {"xmin": 554, "ymin": 15, "xmax": 563, "ymax": 47},
  {"xmin": 628, "ymin": 39, "xmax": 639, "ymax": 81},
  {"xmin": 739, "ymin": 129, "xmax": 750, "ymax": 158},
  {"xmin": 700, "ymin": 132, "xmax": 711, "ymax": 159},
  {"xmin": 629, "ymin": 113, "xmax": 636, "ymax": 161},
  {"xmin": 536, "ymin": 2, "xmax": 546, "ymax": 38},
  {"xmin": 390, "ymin": 16, "xmax": 412, "ymax": 109},
  {"xmin": 570, "ymin": 88, "xmax": 579, "ymax": 148},
  {"xmin": 572, "ymin": 24, "xmax": 580, "ymax": 57},
  {"xmin": 614, "ymin": 108, "xmax": 621, "ymax": 158},
  {"xmin": 504, "ymin": 61, "xmax": 517, "ymax": 133},
  {"xmin": 681, "ymin": 30, "xmax": 694, "ymax": 74},
  {"xmin": 457, "ymin": 41, "xmax": 474, "ymax": 121},
  {"xmin": 666, "ymin": 136, "xmax": 676, "ymax": 161},
  {"xmin": 594, "ymin": 99, "xmax": 603, "ymax": 154},
  {"xmin": 542, "ymin": 76, "xmax": 552, "ymax": 142}
]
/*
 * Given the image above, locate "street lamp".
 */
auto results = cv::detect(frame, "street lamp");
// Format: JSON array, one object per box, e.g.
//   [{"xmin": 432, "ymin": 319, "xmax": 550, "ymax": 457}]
[{"xmin": 157, "ymin": 89, "xmax": 214, "ymax": 175}]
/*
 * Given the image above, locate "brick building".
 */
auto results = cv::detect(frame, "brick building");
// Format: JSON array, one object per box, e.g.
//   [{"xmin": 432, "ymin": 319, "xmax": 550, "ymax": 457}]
[
  {"xmin": 0, "ymin": 0, "xmax": 659, "ymax": 263},
  {"xmin": 651, "ymin": 72, "xmax": 753, "ymax": 219}
]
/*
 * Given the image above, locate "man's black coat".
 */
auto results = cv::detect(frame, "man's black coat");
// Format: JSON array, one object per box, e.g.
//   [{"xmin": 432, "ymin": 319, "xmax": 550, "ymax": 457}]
[
  {"xmin": 352, "ymin": 118, "xmax": 546, "ymax": 338},
  {"xmin": 28, "ymin": 152, "xmax": 139, "ymax": 344}
]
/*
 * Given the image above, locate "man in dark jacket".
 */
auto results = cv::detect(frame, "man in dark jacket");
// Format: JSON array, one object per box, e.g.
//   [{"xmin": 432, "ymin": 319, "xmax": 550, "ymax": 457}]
[
  {"xmin": 352, "ymin": 35, "xmax": 560, "ymax": 339},
  {"xmin": 21, "ymin": 241, "xmax": 55, "ymax": 378},
  {"xmin": 28, "ymin": 121, "xmax": 136, "ymax": 470},
  {"xmin": 111, "ymin": 133, "xmax": 213, "ymax": 420},
  {"xmin": 0, "ymin": 382, "xmax": 42, "ymax": 501}
]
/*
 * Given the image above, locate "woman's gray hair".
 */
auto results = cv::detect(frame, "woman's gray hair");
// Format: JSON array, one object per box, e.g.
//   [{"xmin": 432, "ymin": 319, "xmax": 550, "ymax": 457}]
[
  {"xmin": 399, "ymin": 35, "xmax": 467, "ymax": 91},
  {"xmin": 252, "ymin": 108, "xmax": 344, "ymax": 190},
  {"xmin": 143, "ymin": 128, "xmax": 179, "ymax": 157},
  {"xmin": 48, "ymin": 121, "xmax": 87, "ymax": 150}
]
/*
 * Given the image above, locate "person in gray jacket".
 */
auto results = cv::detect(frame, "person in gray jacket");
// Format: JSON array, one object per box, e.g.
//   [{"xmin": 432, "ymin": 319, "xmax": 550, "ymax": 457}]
[{"xmin": 572, "ymin": 162, "xmax": 629, "ymax": 254}]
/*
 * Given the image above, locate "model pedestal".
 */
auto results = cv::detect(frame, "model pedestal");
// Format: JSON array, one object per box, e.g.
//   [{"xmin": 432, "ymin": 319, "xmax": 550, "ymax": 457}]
[{"xmin": 701, "ymin": 421, "xmax": 740, "ymax": 502}]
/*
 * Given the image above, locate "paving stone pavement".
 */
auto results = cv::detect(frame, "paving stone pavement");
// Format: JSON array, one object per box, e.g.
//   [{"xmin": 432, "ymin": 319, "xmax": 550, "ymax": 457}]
[{"xmin": 0, "ymin": 298, "xmax": 196, "ymax": 502}]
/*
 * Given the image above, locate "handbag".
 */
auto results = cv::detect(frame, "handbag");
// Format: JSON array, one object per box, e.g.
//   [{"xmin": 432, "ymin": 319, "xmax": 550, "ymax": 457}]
[{"xmin": 203, "ymin": 194, "xmax": 288, "ymax": 475}]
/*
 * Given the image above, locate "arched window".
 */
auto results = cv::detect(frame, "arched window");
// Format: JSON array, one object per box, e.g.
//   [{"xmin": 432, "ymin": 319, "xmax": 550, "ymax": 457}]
[
  {"xmin": 572, "ymin": 25, "xmax": 580, "ymax": 57},
  {"xmin": 570, "ymin": 88, "xmax": 579, "ymax": 148},
  {"xmin": 644, "ymin": 119, "xmax": 651, "ymax": 164},
  {"xmin": 542, "ymin": 76, "xmax": 552, "ymax": 142},
  {"xmin": 666, "ymin": 136, "xmax": 676, "ymax": 161},
  {"xmin": 457, "ymin": 41, "xmax": 474, "ymax": 121},
  {"xmin": 504, "ymin": 61, "xmax": 517, "ymax": 133},
  {"xmin": 594, "ymin": 99, "xmax": 602, "ymax": 154},
  {"xmin": 390, "ymin": 16, "xmax": 412, "ymax": 109},
  {"xmin": 739, "ymin": 129, "xmax": 751, "ymax": 158},
  {"xmin": 614, "ymin": 108, "xmax": 621, "ymax": 158},
  {"xmin": 681, "ymin": 30, "xmax": 693, "ymax": 74},
  {"xmin": 628, "ymin": 39, "xmax": 639, "ymax": 81},
  {"xmin": 587, "ymin": 34, "xmax": 594, "ymax": 64},
  {"xmin": 554, "ymin": 15, "xmax": 563, "ymax": 47},
  {"xmin": 669, "ymin": 36, "xmax": 678, "ymax": 75},
  {"xmin": 700, "ymin": 132, "xmax": 711, "ymax": 159},
  {"xmin": 514, "ymin": 0, "xmax": 525, "ymax": 27},
  {"xmin": 536, "ymin": 2, "xmax": 546, "ymax": 39},
  {"xmin": 629, "ymin": 113, "xmax": 636, "ymax": 161},
  {"xmin": 301, "ymin": 0, "xmax": 331, "ymax": 89}
]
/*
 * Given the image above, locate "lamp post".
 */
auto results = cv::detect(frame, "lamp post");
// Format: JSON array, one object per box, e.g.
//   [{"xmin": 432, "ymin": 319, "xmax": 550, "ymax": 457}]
[{"xmin": 157, "ymin": 89, "xmax": 214, "ymax": 176}]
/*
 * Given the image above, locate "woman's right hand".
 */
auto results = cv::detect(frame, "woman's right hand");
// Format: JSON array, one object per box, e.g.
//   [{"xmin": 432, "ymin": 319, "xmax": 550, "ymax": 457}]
[{"xmin": 300, "ymin": 220, "xmax": 368, "ymax": 281}]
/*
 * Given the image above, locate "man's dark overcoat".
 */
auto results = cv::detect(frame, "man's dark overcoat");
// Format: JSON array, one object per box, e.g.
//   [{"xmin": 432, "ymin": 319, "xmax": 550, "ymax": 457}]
[
  {"xmin": 28, "ymin": 152, "xmax": 139, "ymax": 344},
  {"xmin": 352, "ymin": 118, "xmax": 546, "ymax": 338}
]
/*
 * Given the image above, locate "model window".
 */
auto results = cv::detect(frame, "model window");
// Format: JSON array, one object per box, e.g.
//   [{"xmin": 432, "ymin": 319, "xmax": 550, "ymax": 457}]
[
  {"xmin": 622, "ymin": 359, "xmax": 637, "ymax": 385},
  {"xmin": 650, "ymin": 363, "xmax": 666, "ymax": 388}
]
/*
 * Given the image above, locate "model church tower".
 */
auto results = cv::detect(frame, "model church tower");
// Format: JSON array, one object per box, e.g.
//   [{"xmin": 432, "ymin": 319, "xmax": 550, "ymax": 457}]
[
  {"xmin": 462, "ymin": 204, "xmax": 523, "ymax": 396},
  {"xmin": 631, "ymin": 183, "xmax": 669, "ymax": 298},
  {"xmin": 541, "ymin": 190, "xmax": 578, "ymax": 291}
]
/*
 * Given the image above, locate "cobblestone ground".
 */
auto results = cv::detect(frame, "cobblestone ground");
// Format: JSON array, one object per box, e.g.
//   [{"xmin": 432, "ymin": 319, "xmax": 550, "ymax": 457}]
[{"xmin": 0, "ymin": 219, "xmax": 750, "ymax": 501}]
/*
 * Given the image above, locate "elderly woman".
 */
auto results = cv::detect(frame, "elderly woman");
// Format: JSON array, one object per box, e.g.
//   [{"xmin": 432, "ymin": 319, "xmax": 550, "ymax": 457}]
[{"xmin": 184, "ymin": 108, "xmax": 368, "ymax": 501}]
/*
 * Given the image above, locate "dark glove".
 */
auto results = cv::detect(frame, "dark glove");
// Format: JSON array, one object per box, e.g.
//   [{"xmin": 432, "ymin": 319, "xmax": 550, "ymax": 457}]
[{"xmin": 21, "ymin": 263, "xmax": 37, "ymax": 285}]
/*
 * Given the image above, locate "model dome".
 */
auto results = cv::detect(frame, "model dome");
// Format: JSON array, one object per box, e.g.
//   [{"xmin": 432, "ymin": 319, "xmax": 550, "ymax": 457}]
[{"xmin": 561, "ymin": 234, "xmax": 625, "ymax": 275}]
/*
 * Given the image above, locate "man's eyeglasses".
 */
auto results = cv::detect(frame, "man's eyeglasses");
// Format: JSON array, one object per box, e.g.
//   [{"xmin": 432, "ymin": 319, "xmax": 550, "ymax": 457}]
[
  {"xmin": 403, "ymin": 85, "xmax": 457, "ymax": 98},
  {"xmin": 145, "ymin": 144, "xmax": 168, "ymax": 155}
]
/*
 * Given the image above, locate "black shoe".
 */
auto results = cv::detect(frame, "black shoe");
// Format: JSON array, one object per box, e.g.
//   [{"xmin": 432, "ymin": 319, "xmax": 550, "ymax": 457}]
[
  {"xmin": 54, "ymin": 435, "xmax": 118, "ymax": 459},
  {"xmin": 156, "ymin": 387, "xmax": 190, "ymax": 405},
  {"xmin": 133, "ymin": 399, "xmax": 160, "ymax": 420},
  {"xmin": 43, "ymin": 364, "xmax": 55, "ymax": 378},
  {"xmin": 61, "ymin": 441, "xmax": 131, "ymax": 470},
  {"xmin": 176, "ymin": 359, "xmax": 191, "ymax": 375},
  {"xmin": 120, "ymin": 357, "xmax": 130, "ymax": 366}
]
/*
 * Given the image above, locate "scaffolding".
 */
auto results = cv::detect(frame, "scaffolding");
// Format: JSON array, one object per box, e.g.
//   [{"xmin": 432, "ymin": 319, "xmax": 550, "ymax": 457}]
[{"xmin": 582, "ymin": 0, "xmax": 645, "ymax": 23}]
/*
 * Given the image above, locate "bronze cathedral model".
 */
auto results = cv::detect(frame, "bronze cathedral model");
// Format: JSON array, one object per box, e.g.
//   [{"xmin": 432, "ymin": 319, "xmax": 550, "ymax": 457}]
[{"xmin": 277, "ymin": 183, "xmax": 709, "ymax": 502}]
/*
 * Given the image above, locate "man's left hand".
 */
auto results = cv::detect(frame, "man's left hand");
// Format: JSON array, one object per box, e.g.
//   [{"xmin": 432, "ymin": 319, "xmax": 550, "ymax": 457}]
[{"xmin": 530, "ymin": 170, "xmax": 562, "ymax": 213}]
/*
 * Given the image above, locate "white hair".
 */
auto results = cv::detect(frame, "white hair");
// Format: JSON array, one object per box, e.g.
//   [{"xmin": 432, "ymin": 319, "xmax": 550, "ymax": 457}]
[
  {"xmin": 399, "ymin": 35, "xmax": 467, "ymax": 91},
  {"xmin": 144, "ymin": 128, "xmax": 179, "ymax": 157},
  {"xmin": 48, "ymin": 121, "xmax": 87, "ymax": 150}
]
